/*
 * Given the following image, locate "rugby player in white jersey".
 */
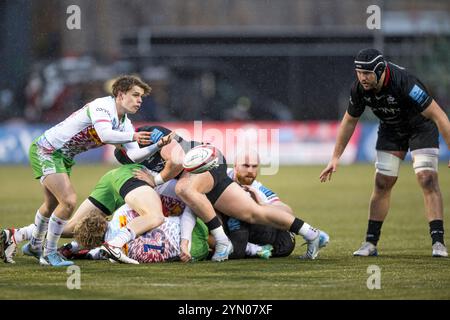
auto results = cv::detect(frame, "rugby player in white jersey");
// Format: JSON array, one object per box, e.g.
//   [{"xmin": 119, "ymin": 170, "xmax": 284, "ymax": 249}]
[
  {"xmin": 3, "ymin": 177, "xmax": 208, "ymax": 264},
  {"xmin": 0, "ymin": 76, "xmax": 170, "ymax": 266},
  {"xmin": 60, "ymin": 179, "xmax": 209, "ymax": 264}
]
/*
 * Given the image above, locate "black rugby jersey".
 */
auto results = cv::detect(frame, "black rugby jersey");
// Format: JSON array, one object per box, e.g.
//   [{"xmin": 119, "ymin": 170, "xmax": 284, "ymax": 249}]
[
  {"xmin": 347, "ymin": 62, "xmax": 433, "ymax": 133},
  {"xmin": 114, "ymin": 125, "xmax": 201, "ymax": 173}
]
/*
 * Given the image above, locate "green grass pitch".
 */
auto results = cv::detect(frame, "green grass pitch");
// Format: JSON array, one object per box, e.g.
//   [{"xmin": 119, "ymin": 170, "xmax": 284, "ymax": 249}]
[{"xmin": 0, "ymin": 164, "xmax": 449, "ymax": 299}]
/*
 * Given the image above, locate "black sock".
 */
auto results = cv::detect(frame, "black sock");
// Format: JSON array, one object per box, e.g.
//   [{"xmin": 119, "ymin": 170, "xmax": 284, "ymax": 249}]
[
  {"xmin": 205, "ymin": 216, "xmax": 222, "ymax": 231},
  {"xmin": 366, "ymin": 220, "xmax": 383, "ymax": 246},
  {"xmin": 289, "ymin": 218, "xmax": 304, "ymax": 234},
  {"xmin": 429, "ymin": 220, "xmax": 444, "ymax": 245}
]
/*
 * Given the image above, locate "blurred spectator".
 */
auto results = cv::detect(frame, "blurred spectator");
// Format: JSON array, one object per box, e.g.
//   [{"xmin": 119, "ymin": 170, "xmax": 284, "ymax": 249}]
[
  {"xmin": 17, "ymin": 56, "xmax": 291, "ymax": 124},
  {"xmin": 0, "ymin": 89, "xmax": 14, "ymax": 121},
  {"xmin": 224, "ymin": 96, "xmax": 252, "ymax": 121}
]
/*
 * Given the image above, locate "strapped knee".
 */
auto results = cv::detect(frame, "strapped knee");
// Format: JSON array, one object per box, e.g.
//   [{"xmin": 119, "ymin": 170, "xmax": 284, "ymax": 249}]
[
  {"xmin": 375, "ymin": 151, "xmax": 401, "ymax": 177},
  {"xmin": 412, "ymin": 149, "xmax": 439, "ymax": 174}
]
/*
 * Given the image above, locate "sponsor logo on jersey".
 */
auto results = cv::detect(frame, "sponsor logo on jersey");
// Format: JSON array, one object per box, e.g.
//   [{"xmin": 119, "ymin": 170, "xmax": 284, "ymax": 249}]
[
  {"xmin": 409, "ymin": 84, "xmax": 428, "ymax": 105},
  {"xmin": 372, "ymin": 106, "xmax": 401, "ymax": 115},
  {"xmin": 227, "ymin": 218, "xmax": 241, "ymax": 232},
  {"xmin": 96, "ymin": 107, "xmax": 112, "ymax": 118},
  {"xmin": 386, "ymin": 95, "xmax": 397, "ymax": 105},
  {"xmin": 42, "ymin": 166, "xmax": 57, "ymax": 176}
]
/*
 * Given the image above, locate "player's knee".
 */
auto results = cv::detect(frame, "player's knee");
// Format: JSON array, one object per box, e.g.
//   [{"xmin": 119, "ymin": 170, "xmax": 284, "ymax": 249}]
[
  {"xmin": 412, "ymin": 152, "xmax": 438, "ymax": 175},
  {"xmin": 140, "ymin": 207, "xmax": 165, "ymax": 222},
  {"xmin": 175, "ymin": 181, "xmax": 191, "ymax": 200},
  {"xmin": 41, "ymin": 202, "xmax": 57, "ymax": 214},
  {"xmin": 416, "ymin": 171, "xmax": 439, "ymax": 193},
  {"xmin": 375, "ymin": 151, "xmax": 401, "ymax": 177},
  {"xmin": 153, "ymin": 213, "xmax": 165, "ymax": 227},
  {"xmin": 374, "ymin": 175, "xmax": 396, "ymax": 193},
  {"xmin": 61, "ymin": 194, "xmax": 77, "ymax": 213}
]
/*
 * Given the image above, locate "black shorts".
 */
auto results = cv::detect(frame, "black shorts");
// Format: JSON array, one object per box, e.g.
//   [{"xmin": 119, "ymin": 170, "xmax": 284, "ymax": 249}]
[
  {"xmin": 248, "ymin": 224, "xmax": 296, "ymax": 257},
  {"xmin": 376, "ymin": 120, "xmax": 439, "ymax": 152},
  {"xmin": 205, "ymin": 150, "xmax": 233, "ymax": 204},
  {"xmin": 88, "ymin": 177, "xmax": 149, "ymax": 216},
  {"xmin": 225, "ymin": 218, "xmax": 295, "ymax": 259}
]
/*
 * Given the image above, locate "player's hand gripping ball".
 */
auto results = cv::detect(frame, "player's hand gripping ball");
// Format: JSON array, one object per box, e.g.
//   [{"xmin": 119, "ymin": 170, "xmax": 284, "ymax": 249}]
[{"xmin": 183, "ymin": 144, "xmax": 219, "ymax": 174}]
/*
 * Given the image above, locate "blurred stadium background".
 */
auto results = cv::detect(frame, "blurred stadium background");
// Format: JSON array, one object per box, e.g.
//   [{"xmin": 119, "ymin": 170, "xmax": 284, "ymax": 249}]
[
  {"xmin": 1, "ymin": 0, "xmax": 449, "ymax": 166},
  {"xmin": 0, "ymin": 0, "xmax": 450, "ymax": 300}
]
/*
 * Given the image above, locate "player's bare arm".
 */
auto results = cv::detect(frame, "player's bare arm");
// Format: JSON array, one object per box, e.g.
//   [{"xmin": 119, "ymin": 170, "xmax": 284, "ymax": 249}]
[
  {"xmin": 132, "ymin": 135, "xmax": 183, "ymax": 187},
  {"xmin": 157, "ymin": 132, "xmax": 175, "ymax": 148},
  {"xmin": 132, "ymin": 168, "xmax": 156, "ymax": 187},
  {"xmin": 269, "ymin": 200, "xmax": 294, "ymax": 215},
  {"xmin": 159, "ymin": 136, "xmax": 185, "ymax": 180},
  {"xmin": 421, "ymin": 100, "xmax": 450, "ymax": 167},
  {"xmin": 320, "ymin": 112, "xmax": 360, "ymax": 182},
  {"xmin": 179, "ymin": 239, "xmax": 192, "ymax": 262}
]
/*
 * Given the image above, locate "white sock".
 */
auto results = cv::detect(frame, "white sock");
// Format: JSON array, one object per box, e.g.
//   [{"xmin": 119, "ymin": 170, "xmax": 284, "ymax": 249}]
[
  {"xmin": 245, "ymin": 243, "xmax": 261, "ymax": 256},
  {"xmin": 108, "ymin": 227, "xmax": 136, "ymax": 248},
  {"xmin": 44, "ymin": 214, "xmax": 67, "ymax": 256},
  {"xmin": 69, "ymin": 241, "xmax": 80, "ymax": 253},
  {"xmin": 87, "ymin": 247, "xmax": 103, "ymax": 260},
  {"xmin": 30, "ymin": 211, "xmax": 50, "ymax": 249},
  {"xmin": 13, "ymin": 224, "xmax": 35, "ymax": 243},
  {"xmin": 299, "ymin": 222, "xmax": 319, "ymax": 241},
  {"xmin": 210, "ymin": 226, "xmax": 229, "ymax": 243}
]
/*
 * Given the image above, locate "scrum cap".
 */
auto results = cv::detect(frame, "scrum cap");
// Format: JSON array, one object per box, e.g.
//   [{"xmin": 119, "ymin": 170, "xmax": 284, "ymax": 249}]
[{"xmin": 354, "ymin": 48, "xmax": 386, "ymax": 82}]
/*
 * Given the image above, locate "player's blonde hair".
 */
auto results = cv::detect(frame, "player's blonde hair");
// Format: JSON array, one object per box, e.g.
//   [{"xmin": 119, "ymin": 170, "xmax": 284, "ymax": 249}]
[
  {"xmin": 73, "ymin": 213, "xmax": 108, "ymax": 249},
  {"xmin": 111, "ymin": 75, "xmax": 152, "ymax": 97}
]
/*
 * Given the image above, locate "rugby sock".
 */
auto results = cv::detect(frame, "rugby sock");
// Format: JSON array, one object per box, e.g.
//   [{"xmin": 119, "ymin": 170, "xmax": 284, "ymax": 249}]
[
  {"xmin": 69, "ymin": 241, "xmax": 80, "ymax": 253},
  {"xmin": 30, "ymin": 211, "xmax": 50, "ymax": 250},
  {"xmin": 206, "ymin": 216, "xmax": 229, "ymax": 243},
  {"xmin": 245, "ymin": 243, "xmax": 261, "ymax": 256},
  {"xmin": 44, "ymin": 214, "xmax": 67, "ymax": 256},
  {"xmin": 429, "ymin": 220, "xmax": 444, "ymax": 245},
  {"xmin": 366, "ymin": 220, "xmax": 383, "ymax": 245},
  {"xmin": 108, "ymin": 227, "xmax": 136, "ymax": 248},
  {"xmin": 210, "ymin": 227, "xmax": 229, "ymax": 243},
  {"xmin": 290, "ymin": 218, "xmax": 319, "ymax": 241},
  {"xmin": 13, "ymin": 224, "xmax": 35, "ymax": 243}
]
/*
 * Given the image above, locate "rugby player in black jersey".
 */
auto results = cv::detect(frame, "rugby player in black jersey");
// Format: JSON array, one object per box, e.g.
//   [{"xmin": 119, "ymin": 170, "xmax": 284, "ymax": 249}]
[
  {"xmin": 125, "ymin": 125, "xmax": 329, "ymax": 261},
  {"xmin": 320, "ymin": 48, "xmax": 450, "ymax": 257}
]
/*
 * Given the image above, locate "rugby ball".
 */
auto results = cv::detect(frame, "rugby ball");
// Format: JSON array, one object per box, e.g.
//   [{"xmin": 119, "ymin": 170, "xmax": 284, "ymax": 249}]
[{"xmin": 183, "ymin": 144, "xmax": 219, "ymax": 174}]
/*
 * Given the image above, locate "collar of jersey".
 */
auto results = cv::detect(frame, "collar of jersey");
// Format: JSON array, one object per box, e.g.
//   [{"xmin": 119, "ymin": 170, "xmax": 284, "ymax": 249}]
[{"xmin": 382, "ymin": 65, "xmax": 391, "ymax": 88}]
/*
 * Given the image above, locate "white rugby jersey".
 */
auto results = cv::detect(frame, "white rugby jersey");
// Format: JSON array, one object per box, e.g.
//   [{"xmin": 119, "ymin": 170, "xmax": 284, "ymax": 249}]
[
  {"xmin": 106, "ymin": 204, "xmax": 181, "ymax": 262},
  {"xmin": 41, "ymin": 96, "xmax": 134, "ymax": 158},
  {"xmin": 105, "ymin": 178, "xmax": 188, "ymax": 262},
  {"xmin": 155, "ymin": 179, "xmax": 186, "ymax": 217},
  {"xmin": 226, "ymin": 168, "xmax": 280, "ymax": 204}
]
